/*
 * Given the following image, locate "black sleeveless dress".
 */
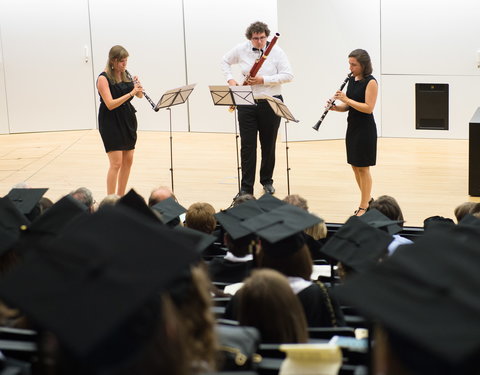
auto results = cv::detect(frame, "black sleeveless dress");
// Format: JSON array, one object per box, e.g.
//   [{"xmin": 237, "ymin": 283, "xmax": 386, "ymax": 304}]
[
  {"xmin": 345, "ymin": 75, "xmax": 377, "ymax": 167},
  {"xmin": 98, "ymin": 72, "xmax": 137, "ymax": 152}
]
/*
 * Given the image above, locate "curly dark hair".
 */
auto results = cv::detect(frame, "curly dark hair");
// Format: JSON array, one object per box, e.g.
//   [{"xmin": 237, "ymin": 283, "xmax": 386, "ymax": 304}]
[{"xmin": 245, "ymin": 21, "xmax": 270, "ymax": 40}]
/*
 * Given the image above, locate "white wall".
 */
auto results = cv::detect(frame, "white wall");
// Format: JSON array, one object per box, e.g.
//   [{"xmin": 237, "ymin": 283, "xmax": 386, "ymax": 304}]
[
  {"xmin": 0, "ymin": 0, "xmax": 96, "ymax": 133},
  {"xmin": 1, "ymin": 1, "xmax": 479, "ymax": 138},
  {"xmin": 380, "ymin": 0, "xmax": 480, "ymax": 138},
  {"xmin": 277, "ymin": 0, "xmax": 381, "ymax": 141},
  {"xmin": 89, "ymin": 0, "xmax": 188, "ymax": 132}
]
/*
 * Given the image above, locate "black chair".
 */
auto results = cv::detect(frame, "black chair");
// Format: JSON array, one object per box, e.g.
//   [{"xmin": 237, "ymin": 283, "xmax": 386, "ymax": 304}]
[{"xmin": 0, "ymin": 327, "xmax": 38, "ymax": 365}]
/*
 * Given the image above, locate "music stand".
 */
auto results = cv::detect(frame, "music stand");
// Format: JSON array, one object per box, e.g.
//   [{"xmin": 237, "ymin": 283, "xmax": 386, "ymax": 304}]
[
  {"xmin": 265, "ymin": 96, "xmax": 299, "ymax": 195},
  {"xmin": 154, "ymin": 83, "xmax": 196, "ymax": 192},
  {"xmin": 209, "ymin": 85, "xmax": 255, "ymax": 193}
]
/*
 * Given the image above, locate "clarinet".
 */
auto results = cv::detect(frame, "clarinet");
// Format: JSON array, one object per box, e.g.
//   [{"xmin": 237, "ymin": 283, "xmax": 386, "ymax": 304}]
[
  {"xmin": 313, "ymin": 73, "xmax": 352, "ymax": 131},
  {"xmin": 125, "ymin": 70, "xmax": 159, "ymax": 112}
]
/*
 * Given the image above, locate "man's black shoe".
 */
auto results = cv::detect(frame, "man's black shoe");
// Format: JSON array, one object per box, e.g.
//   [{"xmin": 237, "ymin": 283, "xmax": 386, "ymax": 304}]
[{"xmin": 262, "ymin": 184, "xmax": 275, "ymax": 195}]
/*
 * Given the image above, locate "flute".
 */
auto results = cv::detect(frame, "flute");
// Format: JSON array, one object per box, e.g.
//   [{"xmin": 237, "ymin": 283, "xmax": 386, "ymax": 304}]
[
  {"xmin": 126, "ymin": 70, "xmax": 159, "ymax": 112},
  {"xmin": 313, "ymin": 73, "xmax": 352, "ymax": 131},
  {"xmin": 229, "ymin": 33, "xmax": 280, "ymax": 112}
]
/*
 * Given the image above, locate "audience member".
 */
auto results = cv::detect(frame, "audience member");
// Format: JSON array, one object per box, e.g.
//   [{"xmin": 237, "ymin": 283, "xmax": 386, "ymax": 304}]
[
  {"xmin": 283, "ymin": 194, "xmax": 328, "ymax": 260},
  {"xmin": 320, "ymin": 215, "xmax": 393, "ymax": 280},
  {"xmin": 148, "ymin": 186, "xmax": 176, "ymax": 207},
  {"xmin": 237, "ymin": 269, "xmax": 308, "ymax": 343},
  {"xmin": 0, "ymin": 205, "xmax": 216, "ymax": 375},
  {"xmin": 69, "ymin": 187, "xmax": 96, "ymax": 212},
  {"xmin": 185, "ymin": 202, "xmax": 217, "ymax": 234},
  {"xmin": 423, "ymin": 215, "xmax": 455, "ymax": 232},
  {"xmin": 364, "ymin": 197, "xmax": 413, "ymax": 253},
  {"xmin": 335, "ymin": 223, "xmax": 480, "ymax": 375},
  {"xmin": 98, "ymin": 194, "xmax": 120, "ymax": 208},
  {"xmin": 226, "ymin": 204, "xmax": 345, "ymax": 327}
]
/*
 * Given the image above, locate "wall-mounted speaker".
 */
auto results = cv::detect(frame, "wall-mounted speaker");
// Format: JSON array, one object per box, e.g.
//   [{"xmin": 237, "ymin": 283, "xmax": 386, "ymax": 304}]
[{"xmin": 415, "ymin": 83, "xmax": 449, "ymax": 130}]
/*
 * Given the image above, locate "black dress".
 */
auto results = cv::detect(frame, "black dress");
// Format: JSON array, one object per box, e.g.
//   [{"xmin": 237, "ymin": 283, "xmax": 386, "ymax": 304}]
[
  {"xmin": 345, "ymin": 75, "xmax": 377, "ymax": 167},
  {"xmin": 98, "ymin": 72, "xmax": 137, "ymax": 153}
]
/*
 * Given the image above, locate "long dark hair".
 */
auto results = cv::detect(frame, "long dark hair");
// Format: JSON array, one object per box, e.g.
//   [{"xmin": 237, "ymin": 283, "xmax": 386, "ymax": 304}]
[{"xmin": 237, "ymin": 269, "xmax": 308, "ymax": 343}]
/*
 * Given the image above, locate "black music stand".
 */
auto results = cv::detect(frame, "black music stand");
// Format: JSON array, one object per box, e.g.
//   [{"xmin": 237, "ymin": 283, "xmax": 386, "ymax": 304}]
[
  {"xmin": 154, "ymin": 83, "xmax": 196, "ymax": 192},
  {"xmin": 265, "ymin": 96, "xmax": 299, "ymax": 195},
  {"xmin": 209, "ymin": 85, "xmax": 255, "ymax": 193}
]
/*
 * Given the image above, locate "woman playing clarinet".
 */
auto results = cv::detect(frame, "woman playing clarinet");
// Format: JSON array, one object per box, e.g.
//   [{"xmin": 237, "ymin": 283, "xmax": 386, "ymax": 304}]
[
  {"xmin": 221, "ymin": 21, "xmax": 293, "ymax": 199},
  {"xmin": 329, "ymin": 49, "xmax": 378, "ymax": 216},
  {"xmin": 97, "ymin": 45, "xmax": 143, "ymax": 196}
]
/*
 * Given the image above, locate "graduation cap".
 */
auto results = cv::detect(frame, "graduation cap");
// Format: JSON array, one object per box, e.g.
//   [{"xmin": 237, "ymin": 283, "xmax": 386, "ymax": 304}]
[
  {"xmin": 0, "ymin": 205, "xmax": 200, "ymax": 368},
  {"xmin": 215, "ymin": 199, "xmax": 264, "ymax": 240},
  {"xmin": 319, "ymin": 216, "xmax": 393, "ymax": 273},
  {"xmin": 241, "ymin": 204, "xmax": 321, "ymax": 257},
  {"xmin": 358, "ymin": 208, "xmax": 403, "ymax": 235},
  {"xmin": 6, "ymin": 188, "xmax": 48, "ymax": 218},
  {"xmin": 151, "ymin": 197, "xmax": 187, "ymax": 225},
  {"xmin": 20, "ymin": 195, "xmax": 87, "ymax": 239},
  {"xmin": 0, "ymin": 226, "xmax": 18, "ymax": 256},
  {"xmin": 117, "ymin": 188, "xmax": 161, "ymax": 223},
  {"xmin": 0, "ymin": 196, "xmax": 30, "ymax": 233},
  {"xmin": 256, "ymin": 193, "xmax": 287, "ymax": 212},
  {"xmin": 334, "ymin": 226, "xmax": 480, "ymax": 370}
]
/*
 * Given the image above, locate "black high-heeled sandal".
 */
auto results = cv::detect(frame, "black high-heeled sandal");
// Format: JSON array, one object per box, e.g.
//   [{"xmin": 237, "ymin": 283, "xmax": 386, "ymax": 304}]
[{"xmin": 354, "ymin": 207, "xmax": 367, "ymax": 216}]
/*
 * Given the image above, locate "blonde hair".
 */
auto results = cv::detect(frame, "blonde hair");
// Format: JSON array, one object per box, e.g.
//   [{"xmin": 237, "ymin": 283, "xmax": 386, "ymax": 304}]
[
  {"xmin": 304, "ymin": 213, "xmax": 327, "ymax": 240},
  {"xmin": 105, "ymin": 45, "xmax": 130, "ymax": 83}
]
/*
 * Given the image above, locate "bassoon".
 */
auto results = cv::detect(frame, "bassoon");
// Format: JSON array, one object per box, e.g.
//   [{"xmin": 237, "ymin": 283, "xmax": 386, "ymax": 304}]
[
  {"xmin": 229, "ymin": 32, "xmax": 280, "ymax": 112},
  {"xmin": 313, "ymin": 73, "xmax": 352, "ymax": 130}
]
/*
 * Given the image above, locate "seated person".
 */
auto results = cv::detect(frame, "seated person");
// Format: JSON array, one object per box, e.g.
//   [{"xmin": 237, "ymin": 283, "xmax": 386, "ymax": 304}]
[
  {"xmin": 283, "ymin": 194, "xmax": 328, "ymax": 261},
  {"xmin": 369, "ymin": 195, "xmax": 413, "ymax": 254},
  {"xmin": 237, "ymin": 269, "xmax": 308, "ymax": 343},
  {"xmin": 225, "ymin": 203, "xmax": 345, "ymax": 327},
  {"xmin": 335, "ymin": 221, "xmax": 480, "ymax": 375},
  {"xmin": 185, "ymin": 202, "xmax": 225, "ymax": 258}
]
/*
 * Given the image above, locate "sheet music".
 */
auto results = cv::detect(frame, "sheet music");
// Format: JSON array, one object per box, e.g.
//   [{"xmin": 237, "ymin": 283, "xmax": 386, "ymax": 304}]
[{"xmin": 265, "ymin": 95, "xmax": 299, "ymax": 122}]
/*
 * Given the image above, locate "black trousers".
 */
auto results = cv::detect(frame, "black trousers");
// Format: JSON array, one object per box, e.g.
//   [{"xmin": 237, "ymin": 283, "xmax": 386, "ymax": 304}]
[{"xmin": 237, "ymin": 98, "xmax": 282, "ymax": 193}]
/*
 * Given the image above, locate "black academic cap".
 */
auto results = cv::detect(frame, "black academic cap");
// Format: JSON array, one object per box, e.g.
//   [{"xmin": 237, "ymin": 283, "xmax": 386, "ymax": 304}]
[
  {"xmin": 334, "ymin": 226, "xmax": 480, "ymax": 366},
  {"xmin": 151, "ymin": 197, "xmax": 187, "ymax": 225},
  {"xmin": 359, "ymin": 208, "xmax": 403, "ymax": 235},
  {"xmin": 256, "ymin": 193, "xmax": 287, "ymax": 212},
  {"xmin": 22, "ymin": 195, "xmax": 87, "ymax": 238},
  {"xmin": 6, "ymin": 188, "xmax": 48, "ymax": 216},
  {"xmin": 242, "ymin": 204, "xmax": 321, "ymax": 257},
  {"xmin": 117, "ymin": 188, "xmax": 161, "ymax": 223},
  {"xmin": 320, "ymin": 216, "xmax": 393, "ymax": 272},
  {"xmin": 173, "ymin": 225, "xmax": 217, "ymax": 254},
  {"xmin": 458, "ymin": 214, "xmax": 480, "ymax": 228},
  {"xmin": 215, "ymin": 199, "xmax": 264, "ymax": 240},
  {"xmin": 0, "ymin": 226, "xmax": 18, "ymax": 255},
  {"xmin": 0, "ymin": 196, "xmax": 30, "ymax": 233},
  {"xmin": 0, "ymin": 205, "xmax": 200, "ymax": 362}
]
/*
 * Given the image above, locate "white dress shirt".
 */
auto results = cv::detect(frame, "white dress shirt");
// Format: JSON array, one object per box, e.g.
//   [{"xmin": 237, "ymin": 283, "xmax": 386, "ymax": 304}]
[{"xmin": 221, "ymin": 40, "xmax": 293, "ymax": 99}]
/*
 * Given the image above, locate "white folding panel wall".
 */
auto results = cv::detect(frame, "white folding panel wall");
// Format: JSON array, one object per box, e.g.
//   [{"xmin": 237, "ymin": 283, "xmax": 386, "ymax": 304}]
[
  {"xmin": 380, "ymin": 0, "xmax": 480, "ymax": 138},
  {"xmin": 183, "ymin": 0, "xmax": 278, "ymax": 133},
  {"xmin": 276, "ymin": 0, "xmax": 381, "ymax": 141},
  {"xmin": 0, "ymin": 0, "xmax": 96, "ymax": 133},
  {"xmin": 89, "ymin": 0, "xmax": 188, "ymax": 132},
  {"xmin": 1, "ymin": 1, "xmax": 479, "ymax": 139}
]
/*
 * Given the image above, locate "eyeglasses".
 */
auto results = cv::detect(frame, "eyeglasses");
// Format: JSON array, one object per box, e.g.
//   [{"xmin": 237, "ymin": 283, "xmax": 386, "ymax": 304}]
[{"xmin": 251, "ymin": 36, "xmax": 267, "ymax": 41}]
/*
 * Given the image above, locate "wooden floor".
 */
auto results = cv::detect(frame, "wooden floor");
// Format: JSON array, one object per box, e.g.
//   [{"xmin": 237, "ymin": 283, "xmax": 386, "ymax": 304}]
[{"xmin": 0, "ymin": 130, "xmax": 478, "ymax": 227}]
